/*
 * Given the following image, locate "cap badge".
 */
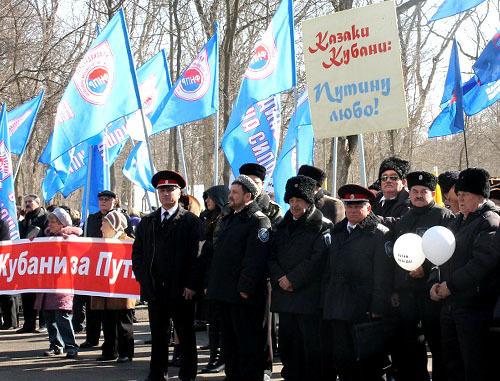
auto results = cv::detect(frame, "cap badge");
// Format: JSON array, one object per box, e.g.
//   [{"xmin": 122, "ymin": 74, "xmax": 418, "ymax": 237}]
[
  {"xmin": 295, "ymin": 184, "xmax": 298, "ymax": 188},
  {"xmin": 350, "ymin": 194, "xmax": 355, "ymax": 199},
  {"xmin": 419, "ymin": 175, "xmax": 423, "ymax": 180}
]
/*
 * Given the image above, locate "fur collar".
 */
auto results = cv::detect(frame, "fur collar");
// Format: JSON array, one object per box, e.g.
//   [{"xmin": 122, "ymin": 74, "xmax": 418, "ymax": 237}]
[
  {"xmin": 333, "ymin": 212, "xmax": 380, "ymax": 234},
  {"xmin": 280, "ymin": 205, "xmax": 323, "ymax": 231}
]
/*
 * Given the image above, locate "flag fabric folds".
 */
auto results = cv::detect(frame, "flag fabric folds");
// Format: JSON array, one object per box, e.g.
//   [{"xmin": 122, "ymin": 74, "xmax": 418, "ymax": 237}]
[
  {"xmin": 48, "ymin": 8, "xmax": 141, "ymax": 162},
  {"xmin": 463, "ymin": 75, "xmax": 500, "ymax": 116},
  {"xmin": 0, "ymin": 104, "xmax": 20, "ymax": 239},
  {"xmin": 7, "ymin": 91, "xmax": 44, "ymax": 155},
  {"xmin": 429, "ymin": 0, "xmax": 485, "ymax": 23},
  {"xmin": 123, "ymin": 141, "xmax": 155, "ymax": 192},
  {"xmin": 473, "ymin": 30, "xmax": 500, "ymax": 86},
  {"xmin": 273, "ymin": 89, "xmax": 314, "ymax": 211},
  {"xmin": 149, "ymin": 25, "xmax": 219, "ymax": 135},
  {"xmin": 428, "ymin": 39, "xmax": 464, "ymax": 138}
]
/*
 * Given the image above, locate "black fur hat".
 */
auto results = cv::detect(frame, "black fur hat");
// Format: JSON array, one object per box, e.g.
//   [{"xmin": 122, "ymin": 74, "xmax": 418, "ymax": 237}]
[
  {"xmin": 239, "ymin": 163, "xmax": 266, "ymax": 182},
  {"xmin": 407, "ymin": 171, "xmax": 438, "ymax": 191},
  {"xmin": 438, "ymin": 171, "xmax": 459, "ymax": 194},
  {"xmin": 378, "ymin": 157, "xmax": 410, "ymax": 180},
  {"xmin": 284, "ymin": 175, "xmax": 317, "ymax": 204},
  {"xmin": 297, "ymin": 165, "xmax": 326, "ymax": 187},
  {"xmin": 455, "ymin": 167, "xmax": 490, "ymax": 198}
]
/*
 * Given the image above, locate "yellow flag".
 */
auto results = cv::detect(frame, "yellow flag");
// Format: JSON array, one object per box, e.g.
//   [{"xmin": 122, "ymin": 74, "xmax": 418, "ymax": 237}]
[{"xmin": 433, "ymin": 167, "xmax": 445, "ymax": 207}]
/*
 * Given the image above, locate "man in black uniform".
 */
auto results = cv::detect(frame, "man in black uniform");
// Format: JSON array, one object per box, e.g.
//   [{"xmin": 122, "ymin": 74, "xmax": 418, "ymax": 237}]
[
  {"xmin": 298, "ymin": 165, "xmax": 345, "ymax": 224},
  {"xmin": 437, "ymin": 171, "xmax": 460, "ymax": 214},
  {"xmin": 268, "ymin": 175, "xmax": 332, "ymax": 380},
  {"xmin": 132, "ymin": 170, "xmax": 202, "ymax": 381},
  {"xmin": 208, "ymin": 175, "xmax": 271, "ymax": 381},
  {"xmin": 391, "ymin": 171, "xmax": 454, "ymax": 381},
  {"xmin": 371, "ymin": 157, "xmax": 411, "ymax": 218},
  {"xmin": 17, "ymin": 194, "xmax": 48, "ymax": 334}
]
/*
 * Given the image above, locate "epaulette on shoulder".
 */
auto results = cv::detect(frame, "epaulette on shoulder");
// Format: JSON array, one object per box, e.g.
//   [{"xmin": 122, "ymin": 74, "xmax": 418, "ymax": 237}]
[
  {"xmin": 254, "ymin": 210, "xmax": 267, "ymax": 219},
  {"xmin": 377, "ymin": 223, "xmax": 390, "ymax": 233},
  {"xmin": 322, "ymin": 216, "xmax": 333, "ymax": 225}
]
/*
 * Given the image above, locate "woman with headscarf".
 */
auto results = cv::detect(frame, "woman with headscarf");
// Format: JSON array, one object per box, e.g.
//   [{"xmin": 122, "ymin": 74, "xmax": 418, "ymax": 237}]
[
  {"xmin": 91, "ymin": 210, "xmax": 136, "ymax": 363},
  {"xmin": 34, "ymin": 207, "xmax": 81, "ymax": 359}
]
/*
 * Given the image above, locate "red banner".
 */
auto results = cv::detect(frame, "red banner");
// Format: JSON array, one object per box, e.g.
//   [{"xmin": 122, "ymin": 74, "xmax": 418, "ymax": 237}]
[{"xmin": 0, "ymin": 237, "xmax": 139, "ymax": 298}]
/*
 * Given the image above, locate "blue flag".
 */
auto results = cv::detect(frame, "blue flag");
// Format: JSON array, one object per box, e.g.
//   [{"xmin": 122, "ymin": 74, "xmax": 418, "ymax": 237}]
[
  {"xmin": 273, "ymin": 89, "xmax": 314, "ymax": 211},
  {"xmin": 7, "ymin": 91, "xmax": 44, "ymax": 155},
  {"xmin": 0, "ymin": 104, "xmax": 20, "ymax": 239},
  {"xmin": 429, "ymin": 40, "xmax": 464, "ymax": 138},
  {"xmin": 473, "ymin": 30, "xmax": 500, "ymax": 86},
  {"xmin": 429, "ymin": 0, "xmax": 485, "ymax": 23},
  {"xmin": 463, "ymin": 75, "xmax": 500, "ymax": 116},
  {"xmin": 42, "ymin": 167, "xmax": 65, "ymax": 202},
  {"xmin": 149, "ymin": 26, "xmax": 219, "ymax": 135},
  {"xmin": 225, "ymin": 0, "xmax": 295, "ymax": 137},
  {"xmin": 48, "ymin": 9, "xmax": 141, "ymax": 162},
  {"xmin": 222, "ymin": 94, "xmax": 281, "ymax": 182},
  {"xmin": 123, "ymin": 141, "xmax": 155, "ymax": 192}
]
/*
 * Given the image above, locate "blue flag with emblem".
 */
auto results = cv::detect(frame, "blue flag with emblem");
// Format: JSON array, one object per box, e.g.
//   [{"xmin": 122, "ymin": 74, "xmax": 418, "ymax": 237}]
[
  {"xmin": 0, "ymin": 104, "xmax": 20, "ymax": 239},
  {"xmin": 123, "ymin": 141, "xmax": 155, "ymax": 192},
  {"xmin": 273, "ymin": 89, "xmax": 314, "ymax": 211},
  {"xmin": 149, "ymin": 25, "xmax": 218, "ymax": 135},
  {"xmin": 429, "ymin": 39, "xmax": 464, "ymax": 138},
  {"xmin": 7, "ymin": 91, "xmax": 44, "ymax": 155},
  {"xmin": 47, "ymin": 8, "xmax": 141, "ymax": 162},
  {"xmin": 463, "ymin": 75, "xmax": 500, "ymax": 116},
  {"xmin": 222, "ymin": 94, "xmax": 281, "ymax": 182},
  {"xmin": 429, "ymin": 0, "xmax": 485, "ymax": 23},
  {"xmin": 473, "ymin": 30, "xmax": 500, "ymax": 86}
]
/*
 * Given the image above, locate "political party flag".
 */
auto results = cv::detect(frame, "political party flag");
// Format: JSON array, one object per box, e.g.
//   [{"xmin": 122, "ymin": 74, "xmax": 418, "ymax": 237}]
[
  {"xmin": 433, "ymin": 167, "xmax": 445, "ymax": 207},
  {"xmin": 48, "ymin": 8, "xmax": 141, "ymax": 162},
  {"xmin": 42, "ymin": 167, "xmax": 65, "ymax": 202},
  {"xmin": 428, "ymin": 0, "xmax": 485, "ymax": 23},
  {"xmin": 222, "ymin": 94, "xmax": 281, "ymax": 182},
  {"xmin": 123, "ymin": 141, "xmax": 155, "ymax": 192},
  {"xmin": 473, "ymin": 30, "xmax": 500, "ymax": 86},
  {"xmin": 224, "ymin": 0, "xmax": 295, "ymax": 136},
  {"xmin": 273, "ymin": 89, "xmax": 314, "ymax": 211},
  {"xmin": 149, "ymin": 25, "xmax": 219, "ymax": 135},
  {"xmin": 429, "ymin": 39, "xmax": 464, "ymax": 138},
  {"xmin": 463, "ymin": 75, "xmax": 500, "ymax": 115},
  {"xmin": 7, "ymin": 91, "xmax": 44, "ymax": 155},
  {"xmin": 0, "ymin": 104, "xmax": 20, "ymax": 240}
]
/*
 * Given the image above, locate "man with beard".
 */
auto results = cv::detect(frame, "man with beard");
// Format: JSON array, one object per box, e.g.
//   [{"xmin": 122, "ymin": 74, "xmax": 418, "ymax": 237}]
[
  {"xmin": 208, "ymin": 175, "xmax": 271, "ymax": 381},
  {"xmin": 371, "ymin": 157, "xmax": 411, "ymax": 218},
  {"xmin": 438, "ymin": 171, "xmax": 460, "ymax": 214},
  {"xmin": 297, "ymin": 165, "xmax": 344, "ymax": 224},
  {"xmin": 391, "ymin": 171, "xmax": 455, "ymax": 381},
  {"xmin": 16, "ymin": 194, "xmax": 48, "ymax": 334}
]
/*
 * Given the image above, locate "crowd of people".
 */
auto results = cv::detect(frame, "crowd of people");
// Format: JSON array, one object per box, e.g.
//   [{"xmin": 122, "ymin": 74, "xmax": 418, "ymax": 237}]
[{"xmin": 1, "ymin": 157, "xmax": 500, "ymax": 381}]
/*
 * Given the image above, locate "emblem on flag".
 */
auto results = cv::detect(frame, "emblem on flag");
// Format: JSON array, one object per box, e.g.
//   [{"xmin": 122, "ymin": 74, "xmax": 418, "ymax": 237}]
[
  {"xmin": 174, "ymin": 48, "xmax": 211, "ymax": 101},
  {"xmin": 139, "ymin": 74, "xmax": 159, "ymax": 115},
  {"xmin": 244, "ymin": 26, "xmax": 278, "ymax": 80}
]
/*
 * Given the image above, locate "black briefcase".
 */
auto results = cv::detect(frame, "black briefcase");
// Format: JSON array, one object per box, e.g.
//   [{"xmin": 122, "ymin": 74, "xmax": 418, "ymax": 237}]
[{"xmin": 352, "ymin": 317, "xmax": 395, "ymax": 361}]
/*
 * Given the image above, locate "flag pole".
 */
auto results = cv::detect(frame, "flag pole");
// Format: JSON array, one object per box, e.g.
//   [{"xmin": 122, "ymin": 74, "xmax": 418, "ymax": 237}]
[
  {"xmin": 332, "ymin": 137, "xmax": 338, "ymax": 192},
  {"xmin": 127, "ymin": 135, "xmax": 153, "ymax": 212},
  {"xmin": 358, "ymin": 134, "xmax": 367, "ymax": 187},
  {"xmin": 214, "ymin": 113, "xmax": 219, "ymax": 186},
  {"xmin": 463, "ymin": 115, "xmax": 470, "ymax": 168},
  {"xmin": 177, "ymin": 126, "xmax": 189, "ymax": 191},
  {"xmin": 83, "ymin": 145, "xmax": 93, "ymax": 237},
  {"xmin": 138, "ymin": 109, "xmax": 160, "ymax": 207},
  {"xmin": 293, "ymin": 86, "xmax": 299, "ymax": 174}
]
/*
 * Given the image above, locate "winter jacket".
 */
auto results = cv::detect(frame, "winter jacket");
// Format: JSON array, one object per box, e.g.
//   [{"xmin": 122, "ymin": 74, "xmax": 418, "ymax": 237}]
[
  {"xmin": 315, "ymin": 190, "xmax": 345, "ymax": 224},
  {"xmin": 84, "ymin": 209, "xmax": 134, "ymax": 238},
  {"xmin": 372, "ymin": 189, "xmax": 411, "ymax": 218},
  {"xmin": 19, "ymin": 207, "xmax": 48, "ymax": 239}
]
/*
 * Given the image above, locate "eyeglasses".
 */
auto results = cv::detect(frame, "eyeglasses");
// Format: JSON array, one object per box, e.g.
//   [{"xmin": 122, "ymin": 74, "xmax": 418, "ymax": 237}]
[
  {"xmin": 381, "ymin": 175, "xmax": 400, "ymax": 182},
  {"xmin": 98, "ymin": 197, "xmax": 113, "ymax": 202}
]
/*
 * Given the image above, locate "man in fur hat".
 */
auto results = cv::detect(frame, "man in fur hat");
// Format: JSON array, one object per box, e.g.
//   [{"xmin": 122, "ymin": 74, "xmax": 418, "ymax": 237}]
[
  {"xmin": 438, "ymin": 171, "xmax": 460, "ymax": 214},
  {"xmin": 371, "ymin": 157, "xmax": 411, "ymax": 218},
  {"xmin": 297, "ymin": 164, "xmax": 345, "ymax": 224}
]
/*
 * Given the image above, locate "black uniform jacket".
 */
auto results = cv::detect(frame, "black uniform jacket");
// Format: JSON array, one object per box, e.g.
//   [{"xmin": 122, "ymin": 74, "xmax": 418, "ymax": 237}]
[
  {"xmin": 19, "ymin": 207, "xmax": 48, "ymax": 239},
  {"xmin": 208, "ymin": 200, "xmax": 271, "ymax": 303},
  {"xmin": 0, "ymin": 219, "xmax": 10, "ymax": 240},
  {"xmin": 268, "ymin": 205, "xmax": 332, "ymax": 315},
  {"xmin": 323, "ymin": 212, "xmax": 393, "ymax": 321},
  {"xmin": 393, "ymin": 202, "xmax": 455, "ymax": 291},
  {"xmin": 131, "ymin": 206, "xmax": 202, "ymax": 302},
  {"xmin": 315, "ymin": 190, "xmax": 345, "ymax": 224},
  {"xmin": 440, "ymin": 200, "xmax": 500, "ymax": 309},
  {"xmin": 255, "ymin": 192, "xmax": 282, "ymax": 231},
  {"xmin": 372, "ymin": 189, "xmax": 411, "ymax": 218}
]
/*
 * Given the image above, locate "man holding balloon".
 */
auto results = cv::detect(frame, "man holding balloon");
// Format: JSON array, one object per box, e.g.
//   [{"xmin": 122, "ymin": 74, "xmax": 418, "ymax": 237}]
[{"xmin": 391, "ymin": 171, "xmax": 455, "ymax": 381}]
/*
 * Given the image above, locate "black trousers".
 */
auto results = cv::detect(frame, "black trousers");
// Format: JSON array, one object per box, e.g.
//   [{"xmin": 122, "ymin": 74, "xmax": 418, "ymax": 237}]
[
  {"xmin": 217, "ymin": 297, "xmax": 266, "ymax": 381},
  {"xmin": 0, "ymin": 295, "xmax": 17, "ymax": 327},
  {"xmin": 20, "ymin": 293, "xmax": 45, "ymax": 330},
  {"xmin": 148, "ymin": 295, "xmax": 197, "ymax": 379},
  {"xmin": 71, "ymin": 294, "xmax": 86, "ymax": 331},
  {"xmin": 101, "ymin": 309, "xmax": 134, "ymax": 358},
  {"xmin": 86, "ymin": 296, "xmax": 102, "ymax": 344},
  {"xmin": 441, "ymin": 304, "xmax": 492, "ymax": 381},
  {"xmin": 278, "ymin": 312, "xmax": 323, "ymax": 381}
]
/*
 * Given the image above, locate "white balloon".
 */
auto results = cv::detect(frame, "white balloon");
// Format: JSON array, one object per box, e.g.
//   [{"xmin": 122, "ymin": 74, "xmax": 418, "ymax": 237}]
[
  {"xmin": 126, "ymin": 111, "xmax": 152, "ymax": 141},
  {"xmin": 393, "ymin": 233, "xmax": 426, "ymax": 271},
  {"xmin": 422, "ymin": 226, "xmax": 456, "ymax": 266}
]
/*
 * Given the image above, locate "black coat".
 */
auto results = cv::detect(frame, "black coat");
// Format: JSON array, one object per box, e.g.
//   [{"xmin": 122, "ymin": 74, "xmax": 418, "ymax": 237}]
[
  {"xmin": 84, "ymin": 209, "xmax": 134, "ymax": 238},
  {"xmin": 18, "ymin": 207, "xmax": 48, "ymax": 239},
  {"xmin": 208, "ymin": 200, "xmax": 271, "ymax": 303},
  {"xmin": 372, "ymin": 189, "xmax": 411, "ymax": 218},
  {"xmin": 131, "ymin": 206, "xmax": 202, "ymax": 302},
  {"xmin": 439, "ymin": 200, "xmax": 500, "ymax": 309},
  {"xmin": 323, "ymin": 212, "xmax": 393, "ymax": 321},
  {"xmin": 268, "ymin": 205, "xmax": 332, "ymax": 315},
  {"xmin": 393, "ymin": 202, "xmax": 455, "ymax": 291},
  {"xmin": 255, "ymin": 192, "xmax": 282, "ymax": 231},
  {"xmin": 315, "ymin": 190, "xmax": 345, "ymax": 224},
  {"xmin": 0, "ymin": 219, "xmax": 10, "ymax": 240}
]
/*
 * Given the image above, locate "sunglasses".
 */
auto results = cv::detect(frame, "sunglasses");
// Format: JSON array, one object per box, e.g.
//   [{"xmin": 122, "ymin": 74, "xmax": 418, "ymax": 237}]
[{"xmin": 381, "ymin": 175, "xmax": 400, "ymax": 182}]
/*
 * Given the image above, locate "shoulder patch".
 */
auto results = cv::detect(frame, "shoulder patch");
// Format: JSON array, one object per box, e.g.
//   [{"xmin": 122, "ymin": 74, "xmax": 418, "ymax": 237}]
[
  {"xmin": 323, "ymin": 232, "xmax": 332, "ymax": 248},
  {"xmin": 377, "ymin": 223, "xmax": 390, "ymax": 233},
  {"xmin": 258, "ymin": 228, "xmax": 270, "ymax": 243}
]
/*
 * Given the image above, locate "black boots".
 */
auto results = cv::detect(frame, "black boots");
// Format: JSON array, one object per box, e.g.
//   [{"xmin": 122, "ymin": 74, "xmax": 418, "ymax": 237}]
[{"xmin": 201, "ymin": 331, "xmax": 224, "ymax": 373}]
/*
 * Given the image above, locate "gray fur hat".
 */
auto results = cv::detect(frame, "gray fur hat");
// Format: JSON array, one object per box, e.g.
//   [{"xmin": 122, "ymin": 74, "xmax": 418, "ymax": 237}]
[{"xmin": 233, "ymin": 175, "xmax": 259, "ymax": 199}]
